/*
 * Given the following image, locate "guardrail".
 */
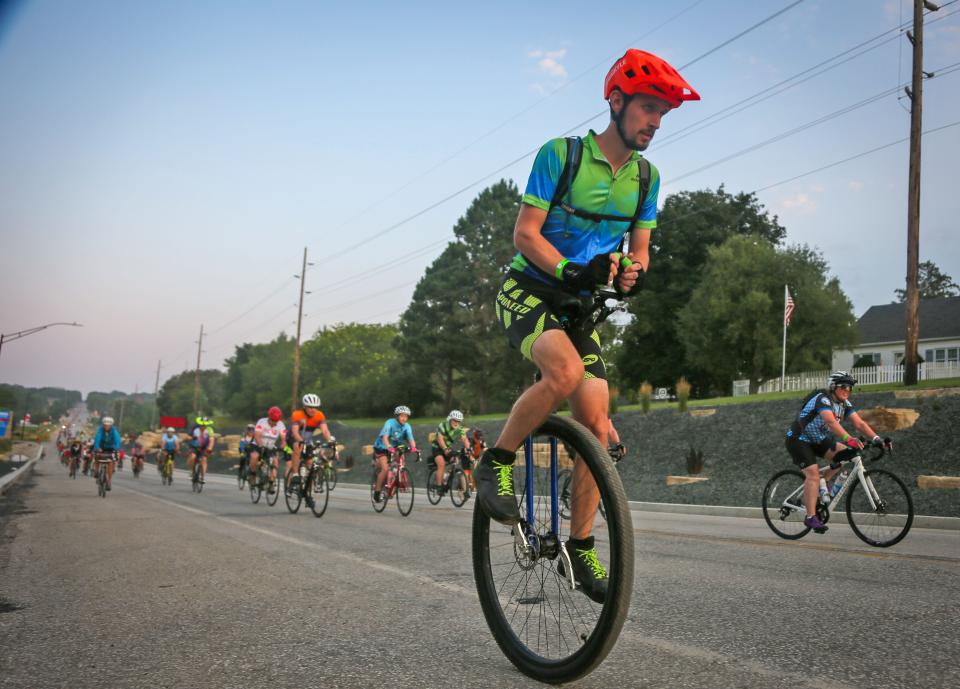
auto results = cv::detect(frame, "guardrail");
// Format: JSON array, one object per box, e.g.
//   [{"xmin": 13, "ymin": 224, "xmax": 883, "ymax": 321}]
[{"xmin": 0, "ymin": 442, "xmax": 44, "ymax": 495}]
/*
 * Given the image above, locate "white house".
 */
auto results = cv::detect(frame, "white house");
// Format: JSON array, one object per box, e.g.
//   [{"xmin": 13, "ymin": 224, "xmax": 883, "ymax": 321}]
[{"xmin": 832, "ymin": 296, "xmax": 960, "ymax": 370}]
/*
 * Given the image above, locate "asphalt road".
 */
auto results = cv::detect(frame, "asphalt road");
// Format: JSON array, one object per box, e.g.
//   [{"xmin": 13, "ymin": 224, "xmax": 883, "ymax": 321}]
[{"xmin": 1, "ymin": 446, "xmax": 957, "ymax": 689}]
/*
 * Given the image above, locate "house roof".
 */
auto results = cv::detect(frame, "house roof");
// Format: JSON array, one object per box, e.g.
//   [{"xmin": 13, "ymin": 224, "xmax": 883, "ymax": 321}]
[{"xmin": 858, "ymin": 296, "xmax": 960, "ymax": 344}]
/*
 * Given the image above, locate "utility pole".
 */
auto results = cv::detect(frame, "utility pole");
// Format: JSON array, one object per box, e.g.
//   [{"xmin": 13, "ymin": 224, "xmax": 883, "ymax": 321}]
[
  {"xmin": 291, "ymin": 247, "xmax": 310, "ymax": 411},
  {"xmin": 903, "ymin": 0, "xmax": 939, "ymax": 386},
  {"xmin": 149, "ymin": 360, "xmax": 162, "ymax": 430},
  {"xmin": 193, "ymin": 324, "xmax": 205, "ymax": 416}
]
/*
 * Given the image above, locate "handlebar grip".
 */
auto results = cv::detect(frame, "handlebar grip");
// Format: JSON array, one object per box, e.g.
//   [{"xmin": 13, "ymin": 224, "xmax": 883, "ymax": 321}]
[{"xmin": 612, "ymin": 252, "xmax": 634, "ymax": 268}]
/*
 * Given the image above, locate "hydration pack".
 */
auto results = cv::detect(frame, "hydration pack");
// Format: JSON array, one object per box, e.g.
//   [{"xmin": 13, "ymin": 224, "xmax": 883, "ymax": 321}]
[
  {"xmin": 549, "ymin": 136, "xmax": 651, "ymax": 229},
  {"xmin": 789, "ymin": 388, "xmax": 829, "ymax": 437}
]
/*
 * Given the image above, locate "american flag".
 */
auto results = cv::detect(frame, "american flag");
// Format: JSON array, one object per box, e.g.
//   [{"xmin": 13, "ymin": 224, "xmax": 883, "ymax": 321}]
[{"xmin": 784, "ymin": 287, "xmax": 795, "ymax": 327}]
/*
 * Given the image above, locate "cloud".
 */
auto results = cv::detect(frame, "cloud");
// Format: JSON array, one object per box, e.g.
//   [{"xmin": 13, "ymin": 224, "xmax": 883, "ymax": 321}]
[
  {"xmin": 780, "ymin": 192, "xmax": 818, "ymax": 214},
  {"xmin": 528, "ymin": 48, "xmax": 568, "ymax": 80}
]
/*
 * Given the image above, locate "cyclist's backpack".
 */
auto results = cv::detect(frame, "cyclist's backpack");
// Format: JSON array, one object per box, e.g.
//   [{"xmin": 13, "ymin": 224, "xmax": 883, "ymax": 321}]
[
  {"xmin": 549, "ymin": 136, "xmax": 652, "ymax": 232},
  {"xmin": 789, "ymin": 388, "xmax": 829, "ymax": 437}
]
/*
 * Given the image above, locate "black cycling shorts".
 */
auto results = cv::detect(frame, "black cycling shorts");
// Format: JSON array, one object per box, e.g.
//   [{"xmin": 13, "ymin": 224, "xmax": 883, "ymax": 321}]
[
  {"xmin": 785, "ymin": 435, "xmax": 834, "ymax": 469},
  {"xmin": 495, "ymin": 270, "xmax": 606, "ymax": 381}
]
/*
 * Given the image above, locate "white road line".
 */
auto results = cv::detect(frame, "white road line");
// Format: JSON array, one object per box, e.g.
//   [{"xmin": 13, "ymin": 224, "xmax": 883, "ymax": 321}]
[{"xmin": 117, "ymin": 482, "xmax": 473, "ymax": 596}]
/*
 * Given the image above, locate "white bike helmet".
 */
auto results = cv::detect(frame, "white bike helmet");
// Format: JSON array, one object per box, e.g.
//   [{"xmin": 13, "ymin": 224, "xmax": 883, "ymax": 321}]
[
  {"xmin": 447, "ymin": 409, "xmax": 464, "ymax": 422},
  {"xmin": 102, "ymin": 416, "xmax": 114, "ymax": 426},
  {"xmin": 166, "ymin": 427, "xmax": 175, "ymax": 433},
  {"xmin": 302, "ymin": 393, "xmax": 321, "ymax": 408},
  {"xmin": 394, "ymin": 405, "xmax": 412, "ymax": 417},
  {"xmin": 828, "ymin": 371, "xmax": 857, "ymax": 389}
]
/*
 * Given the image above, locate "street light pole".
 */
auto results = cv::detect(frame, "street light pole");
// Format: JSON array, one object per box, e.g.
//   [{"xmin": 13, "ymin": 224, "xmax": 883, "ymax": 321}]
[{"xmin": 0, "ymin": 322, "xmax": 83, "ymax": 363}]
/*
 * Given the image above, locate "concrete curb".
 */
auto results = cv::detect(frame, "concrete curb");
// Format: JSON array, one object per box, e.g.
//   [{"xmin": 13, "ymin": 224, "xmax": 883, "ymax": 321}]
[
  {"xmin": 208, "ymin": 475, "xmax": 960, "ymax": 531},
  {"xmin": 0, "ymin": 442, "xmax": 44, "ymax": 496}
]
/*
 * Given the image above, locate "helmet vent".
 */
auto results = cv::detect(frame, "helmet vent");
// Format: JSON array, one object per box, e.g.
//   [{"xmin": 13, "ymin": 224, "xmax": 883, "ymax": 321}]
[
  {"xmin": 624, "ymin": 68, "xmax": 636, "ymax": 79},
  {"xmin": 641, "ymin": 65, "xmax": 651, "ymax": 75}
]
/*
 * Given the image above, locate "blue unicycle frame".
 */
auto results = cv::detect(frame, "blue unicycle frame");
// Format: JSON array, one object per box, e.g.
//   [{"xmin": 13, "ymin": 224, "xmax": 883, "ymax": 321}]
[{"xmin": 521, "ymin": 435, "xmax": 561, "ymax": 550}]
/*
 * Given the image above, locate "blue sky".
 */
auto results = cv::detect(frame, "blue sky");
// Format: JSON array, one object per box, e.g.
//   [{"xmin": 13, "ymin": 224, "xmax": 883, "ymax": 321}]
[{"xmin": 1, "ymin": 0, "xmax": 958, "ymax": 394}]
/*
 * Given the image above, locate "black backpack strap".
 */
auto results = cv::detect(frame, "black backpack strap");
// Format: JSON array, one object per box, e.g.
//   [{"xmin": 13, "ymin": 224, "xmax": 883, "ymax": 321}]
[
  {"xmin": 631, "ymin": 157, "xmax": 651, "ymax": 225},
  {"xmin": 549, "ymin": 137, "xmax": 582, "ymax": 209},
  {"xmin": 790, "ymin": 389, "xmax": 828, "ymax": 437}
]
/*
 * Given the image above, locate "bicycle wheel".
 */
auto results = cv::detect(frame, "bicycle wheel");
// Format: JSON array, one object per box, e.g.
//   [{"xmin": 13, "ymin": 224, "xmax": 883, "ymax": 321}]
[
  {"xmin": 249, "ymin": 473, "xmax": 262, "ymax": 504},
  {"xmin": 426, "ymin": 466, "xmax": 442, "ymax": 505},
  {"xmin": 450, "ymin": 469, "xmax": 468, "ymax": 508},
  {"xmin": 308, "ymin": 473, "xmax": 329, "ymax": 518},
  {"xmin": 472, "ymin": 415, "xmax": 634, "ymax": 683},
  {"xmin": 558, "ymin": 468, "xmax": 573, "ymax": 520},
  {"xmin": 285, "ymin": 474, "xmax": 303, "ymax": 513},
  {"xmin": 326, "ymin": 463, "xmax": 338, "ymax": 491},
  {"xmin": 761, "ymin": 469, "xmax": 810, "ymax": 540},
  {"xmin": 370, "ymin": 469, "xmax": 387, "ymax": 513},
  {"xmin": 98, "ymin": 467, "xmax": 106, "ymax": 498},
  {"xmin": 237, "ymin": 464, "xmax": 246, "ymax": 490},
  {"xmin": 265, "ymin": 468, "xmax": 280, "ymax": 506},
  {"xmin": 845, "ymin": 469, "xmax": 914, "ymax": 547},
  {"xmin": 396, "ymin": 467, "xmax": 414, "ymax": 517}
]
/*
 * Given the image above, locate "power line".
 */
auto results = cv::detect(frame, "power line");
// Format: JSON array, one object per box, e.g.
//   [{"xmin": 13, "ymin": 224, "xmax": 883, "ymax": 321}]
[
  {"xmin": 301, "ymin": 1, "xmax": 812, "ymax": 268},
  {"xmin": 669, "ymin": 62, "xmax": 960, "ymax": 184}
]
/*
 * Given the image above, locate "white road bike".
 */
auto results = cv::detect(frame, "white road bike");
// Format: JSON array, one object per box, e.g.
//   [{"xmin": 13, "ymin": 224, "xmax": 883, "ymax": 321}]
[{"xmin": 761, "ymin": 441, "xmax": 913, "ymax": 547}]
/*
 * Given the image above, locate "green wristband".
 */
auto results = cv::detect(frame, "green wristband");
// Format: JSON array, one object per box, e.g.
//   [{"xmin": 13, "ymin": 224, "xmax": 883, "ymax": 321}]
[
  {"xmin": 555, "ymin": 259, "xmax": 569, "ymax": 280},
  {"xmin": 841, "ymin": 432, "xmax": 850, "ymax": 442}
]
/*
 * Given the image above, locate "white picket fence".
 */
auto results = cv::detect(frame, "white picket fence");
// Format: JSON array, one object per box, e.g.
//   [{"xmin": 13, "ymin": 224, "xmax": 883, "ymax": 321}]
[{"xmin": 746, "ymin": 361, "xmax": 960, "ymax": 395}]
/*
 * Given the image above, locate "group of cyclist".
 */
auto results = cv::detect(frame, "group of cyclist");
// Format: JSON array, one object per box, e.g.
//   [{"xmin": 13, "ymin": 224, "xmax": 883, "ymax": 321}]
[{"xmin": 54, "ymin": 49, "xmax": 886, "ymax": 614}]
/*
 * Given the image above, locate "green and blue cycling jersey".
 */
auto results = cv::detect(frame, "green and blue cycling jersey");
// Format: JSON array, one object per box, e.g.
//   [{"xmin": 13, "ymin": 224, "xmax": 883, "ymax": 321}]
[
  {"xmin": 510, "ymin": 130, "xmax": 661, "ymax": 287},
  {"xmin": 786, "ymin": 393, "xmax": 857, "ymax": 444},
  {"xmin": 374, "ymin": 418, "xmax": 415, "ymax": 451}
]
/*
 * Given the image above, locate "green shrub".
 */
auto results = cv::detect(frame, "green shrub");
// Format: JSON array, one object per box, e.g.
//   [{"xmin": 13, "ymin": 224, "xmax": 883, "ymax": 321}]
[
  {"xmin": 639, "ymin": 382, "xmax": 652, "ymax": 414},
  {"xmin": 677, "ymin": 377, "xmax": 691, "ymax": 413}
]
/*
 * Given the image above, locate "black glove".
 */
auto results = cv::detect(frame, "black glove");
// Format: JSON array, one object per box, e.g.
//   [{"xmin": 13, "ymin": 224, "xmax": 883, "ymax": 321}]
[
  {"xmin": 560, "ymin": 254, "xmax": 613, "ymax": 291},
  {"xmin": 615, "ymin": 268, "xmax": 645, "ymax": 297}
]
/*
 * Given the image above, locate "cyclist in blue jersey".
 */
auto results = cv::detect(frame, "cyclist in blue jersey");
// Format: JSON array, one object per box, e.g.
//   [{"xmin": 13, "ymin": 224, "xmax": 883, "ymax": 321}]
[
  {"xmin": 372, "ymin": 405, "xmax": 418, "ymax": 503},
  {"xmin": 158, "ymin": 426, "xmax": 179, "ymax": 474},
  {"xmin": 785, "ymin": 371, "xmax": 884, "ymax": 533},
  {"xmin": 91, "ymin": 416, "xmax": 122, "ymax": 489},
  {"xmin": 475, "ymin": 49, "xmax": 699, "ymax": 602}
]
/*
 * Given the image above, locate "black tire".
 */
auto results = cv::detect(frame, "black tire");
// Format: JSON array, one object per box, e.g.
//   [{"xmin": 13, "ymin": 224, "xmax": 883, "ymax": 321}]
[
  {"xmin": 237, "ymin": 463, "xmax": 246, "ymax": 490},
  {"xmin": 285, "ymin": 472, "xmax": 303, "ymax": 514},
  {"xmin": 326, "ymin": 463, "xmax": 338, "ymax": 491},
  {"xmin": 98, "ymin": 467, "xmax": 106, "ymax": 498},
  {"xmin": 845, "ymin": 469, "xmax": 914, "ymax": 547},
  {"xmin": 558, "ymin": 468, "xmax": 573, "ymax": 520},
  {"xmin": 371, "ymin": 468, "xmax": 387, "ymax": 513},
  {"xmin": 265, "ymin": 466, "xmax": 280, "ymax": 506},
  {"xmin": 308, "ymin": 472, "xmax": 329, "ymax": 518},
  {"xmin": 761, "ymin": 468, "xmax": 811, "ymax": 540},
  {"xmin": 472, "ymin": 415, "xmax": 634, "ymax": 683},
  {"xmin": 396, "ymin": 467, "xmax": 414, "ymax": 517},
  {"xmin": 426, "ymin": 466, "xmax": 442, "ymax": 505},
  {"xmin": 450, "ymin": 469, "xmax": 468, "ymax": 508},
  {"xmin": 249, "ymin": 472, "xmax": 262, "ymax": 504}
]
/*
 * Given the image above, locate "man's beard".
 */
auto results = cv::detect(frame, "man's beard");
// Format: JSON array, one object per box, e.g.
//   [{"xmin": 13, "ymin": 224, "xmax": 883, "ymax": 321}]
[{"xmin": 615, "ymin": 114, "xmax": 649, "ymax": 152}]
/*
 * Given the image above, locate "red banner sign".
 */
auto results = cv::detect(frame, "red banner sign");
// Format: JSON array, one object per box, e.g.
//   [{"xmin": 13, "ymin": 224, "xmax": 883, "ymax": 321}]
[{"xmin": 159, "ymin": 416, "xmax": 187, "ymax": 429}]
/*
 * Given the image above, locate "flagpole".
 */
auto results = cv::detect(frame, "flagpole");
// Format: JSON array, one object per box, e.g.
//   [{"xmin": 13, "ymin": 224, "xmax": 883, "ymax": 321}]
[{"xmin": 781, "ymin": 284, "xmax": 788, "ymax": 392}]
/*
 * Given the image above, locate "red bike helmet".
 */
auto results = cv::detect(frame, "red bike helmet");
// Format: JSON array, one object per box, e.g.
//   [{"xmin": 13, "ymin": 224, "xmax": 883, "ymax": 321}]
[
  {"xmin": 604, "ymin": 49, "xmax": 700, "ymax": 108},
  {"xmin": 268, "ymin": 406, "xmax": 282, "ymax": 422}
]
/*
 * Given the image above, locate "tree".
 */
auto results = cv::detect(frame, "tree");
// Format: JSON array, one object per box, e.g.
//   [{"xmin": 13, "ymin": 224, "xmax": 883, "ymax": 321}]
[
  {"xmin": 393, "ymin": 180, "xmax": 532, "ymax": 414},
  {"xmin": 617, "ymin": 186, "xmax": 786, "ymax": 394},
  {"xmin": 221, "ymin": 334, "xmax": 293, "ymax": 419},
  {"xmin": 157, "ymin": 369, "xmax": 226, "ymax": 419},
  {"xmin": 299, "ymin": 322, "xmax": 401, "ymax": 418},
  {"xmin": 677, "ymin": 235, "xmax": 856, "ymax": 394},
  {"xmin": 894, "ymin": 260, "xmax": 960, "ymax": 301}
]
